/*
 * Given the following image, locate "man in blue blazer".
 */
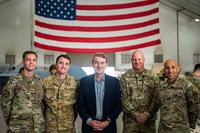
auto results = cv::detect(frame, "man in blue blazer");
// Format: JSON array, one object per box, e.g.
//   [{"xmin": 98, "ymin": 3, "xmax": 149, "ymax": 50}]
[{"xmin": 78, "ymin": 53, "xmax": 122, "ymax": 133}]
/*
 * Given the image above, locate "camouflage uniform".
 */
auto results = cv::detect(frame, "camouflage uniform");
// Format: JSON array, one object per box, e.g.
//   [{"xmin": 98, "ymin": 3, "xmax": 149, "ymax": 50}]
[
  {"xmin": 0, "ymin": 73, "xmax": 45, "ymax": 133},
  {"xmin": 157, "ymin": 75, "xmax": 200, "ymax": 133},
  {"xmin": 43, "ymin": 75, "xmax": 77, "ymax": 133},
  {"xmin": 186, "ymin": 74, "xmax": 200, "ymax": 127},
  {"xmin": 186, "ymin": 74, "xmax": 200, "ymax": 89},
  {"xmin": 120, "ymin": 69, "xmax": 159, "ymax": 133}
]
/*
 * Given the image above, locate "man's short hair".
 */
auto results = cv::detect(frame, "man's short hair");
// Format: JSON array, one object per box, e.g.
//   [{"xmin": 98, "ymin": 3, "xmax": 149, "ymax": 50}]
[
  {"xmin": 194, "ymin": 63, "xmax": 200, "ymax": 71},
  {"xmin": 92, "ymin": 53, "xmax": 108, "ymax": 63},
  {"xmin": 22, "ymin": 50, "xmax": 38, "ymax": 60},
  {"xmin": 56, "ymin": 54, "xmax": 71, "ymax": 64}
]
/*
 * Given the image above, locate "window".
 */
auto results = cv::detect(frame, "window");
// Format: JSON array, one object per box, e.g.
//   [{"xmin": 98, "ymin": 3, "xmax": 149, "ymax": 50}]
[
  {"xmin": 154, "ymin": 54, "xmax": 163, "ymax": 63},
  {"xmin": 44, "ymin": 54, "xmax": 54, "ymax": 65},
  {"xmin": 193, "ymin": 53, "xmax": 200, "ymax": 65},
  {"xmin": 121, "ymin": 53, "xmax": 131, "ymax": 64},
  {"xmin": 5, "ymin": 55, "xmax": 15, "ymax": 64}
]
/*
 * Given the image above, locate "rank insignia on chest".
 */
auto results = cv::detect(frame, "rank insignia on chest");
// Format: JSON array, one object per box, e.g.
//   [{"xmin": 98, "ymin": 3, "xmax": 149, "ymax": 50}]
[{"xmin": 138, "ymin": 81, "xmax": 143, "ymax": 86}]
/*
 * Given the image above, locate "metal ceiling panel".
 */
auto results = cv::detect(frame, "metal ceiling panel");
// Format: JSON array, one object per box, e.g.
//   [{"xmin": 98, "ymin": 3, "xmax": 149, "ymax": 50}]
[
  {"xmin": 160, "ymin": 0, "xmax": 200, "ymax": 19},
  {"xmin": 0, "ymin": 0, "xmax": 10, "ymax": 5}
]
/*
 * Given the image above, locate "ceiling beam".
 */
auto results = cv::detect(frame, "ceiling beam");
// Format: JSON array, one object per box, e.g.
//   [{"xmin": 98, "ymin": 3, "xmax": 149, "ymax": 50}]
[
  {"xmin": 165, "ymin": 0, "xmax": 200, "ymax": 17},
  {"xmin": 0, "ymin": 0, "xmax": 11, "ymax": 6}
]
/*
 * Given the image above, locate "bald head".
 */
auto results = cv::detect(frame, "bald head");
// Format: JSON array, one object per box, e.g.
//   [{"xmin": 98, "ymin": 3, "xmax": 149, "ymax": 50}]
[
  {"xmin": 131, "ymin": 50, "xmax": 145, "ymax": 72},
  {"xmin": 164, "ymin": 59, "xmax": 178, "ymax": 67},
  {"xmin": 163, "ymin": 59, "xmax": 180, "ymax": 84}
]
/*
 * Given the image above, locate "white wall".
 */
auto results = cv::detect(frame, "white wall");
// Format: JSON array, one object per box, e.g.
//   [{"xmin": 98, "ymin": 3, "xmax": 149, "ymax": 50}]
[
  {"xmin": 116, "ymin": 4, "xmax": 200, "ymax": 72},
  {"xmin": 178, "ymin": 15, "xmax": 200, "ymax": 71},
  {"xmin": 0, "ymin": 1, "xmax": 200, "ymax": 72},
  {"xmin": 0, "ymin": 0, "xmax": 65, "ymax": 66},
  {"xmin": 0, "ymin": 0, "xmax": 32, "ymax": 63},
  {"xmin": 159, "ymin": 4, "xmax": 200, "ymax": 71}
]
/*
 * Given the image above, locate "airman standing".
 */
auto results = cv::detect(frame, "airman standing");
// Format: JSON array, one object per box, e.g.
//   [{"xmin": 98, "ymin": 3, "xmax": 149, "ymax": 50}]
[
  {"xmin": 120, "ymin": 50, "xmax": 159, "ymax": 133},
  {"xmin": 156, "ymin": 59, "xmax": 200, "ymax": 133},
  {"xmin": 43, "ymin": 54, "xmax": 77, "ymax": 133},
  {"xmin": 1, "ymin": 50, "xmax": 44, "ymax": 132}
]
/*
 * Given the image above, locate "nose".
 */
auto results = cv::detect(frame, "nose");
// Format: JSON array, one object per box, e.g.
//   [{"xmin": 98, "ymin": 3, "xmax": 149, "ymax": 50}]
[
  {"xmin": 30, "ymin": 59, "xmax": 36, "ymax": 64},
  {"xmin": 168, "ymin": 67, "xmax": 173, "ymax": 73},
  {"xmin": 134, "ymin": 59, "xmax": 140, "ymax": 64},
  {"xmin": 30, "ymin": 60, "xmax": 33, "ymax": 64}
]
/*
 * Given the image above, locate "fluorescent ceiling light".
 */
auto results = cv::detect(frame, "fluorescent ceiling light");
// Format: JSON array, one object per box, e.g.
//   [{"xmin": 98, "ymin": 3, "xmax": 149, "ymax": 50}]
[{"xmin": 195, "ymin": 18, "xmax": 200, "ymax": 22}]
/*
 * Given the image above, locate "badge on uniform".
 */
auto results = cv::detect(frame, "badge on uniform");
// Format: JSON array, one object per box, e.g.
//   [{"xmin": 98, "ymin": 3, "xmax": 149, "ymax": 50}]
[{"xmin": 138, "ymin": 80, "xmax": 143, "ymax": 86}]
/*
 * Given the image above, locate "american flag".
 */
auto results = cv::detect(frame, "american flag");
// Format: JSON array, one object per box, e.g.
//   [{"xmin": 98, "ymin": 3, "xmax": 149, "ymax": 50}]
[{"xmin": 34, "ymin": 0, "xmax": 160, "ymax": 53}]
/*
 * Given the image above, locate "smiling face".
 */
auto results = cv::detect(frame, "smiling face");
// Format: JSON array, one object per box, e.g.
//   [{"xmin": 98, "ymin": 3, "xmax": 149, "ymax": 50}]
[
  {"xmin": 92, "ymin": 55, "xmax": 107, "ymax": 76},
  {"xmin": 56, "ymin": 56, "xmax": 70, "ymax": 75},
  {"xmin": 22, "ymin": 53, "xmax": 37, "ymax": 72},
  {"xmin": 131, "ymin": 51, "xmax": 145, "ymax": 73},
  {"xmin": 164, "ymin": 59, "xmax": 180, "ymax": 83}
]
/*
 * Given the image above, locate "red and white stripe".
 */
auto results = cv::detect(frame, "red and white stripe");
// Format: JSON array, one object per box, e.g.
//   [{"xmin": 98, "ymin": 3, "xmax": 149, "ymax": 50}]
[{"xmin": 34, "ymin": 0, "xmax": 160, "ymax": 53}]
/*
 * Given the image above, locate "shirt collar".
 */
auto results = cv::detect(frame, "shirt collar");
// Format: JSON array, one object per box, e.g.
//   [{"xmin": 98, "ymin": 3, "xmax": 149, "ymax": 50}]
[{"xmin": 94, "ymin": 74, "xmax": 105, "ymax": 81}]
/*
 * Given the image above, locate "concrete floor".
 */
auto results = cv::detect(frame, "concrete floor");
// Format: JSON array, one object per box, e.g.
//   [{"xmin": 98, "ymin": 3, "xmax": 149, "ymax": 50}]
[
  {"xmin": 0, "ymin": 107, "xmax": 7, "ymax": 133},
  {"xmin": 1, "ymin": 111, "xmax": 200, "ymax": 133},
  {"xmin": 75, "ymin": 113, "xmax": 123, "ymax": 133},
  {"xmin": 75, "ymin": 112, "xmax": 200, "ymax": 133}
]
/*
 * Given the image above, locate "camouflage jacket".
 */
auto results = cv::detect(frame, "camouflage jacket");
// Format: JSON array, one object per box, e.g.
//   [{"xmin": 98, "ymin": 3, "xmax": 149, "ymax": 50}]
[
  {"xmin": 157, "ymin": 75, "xmax": 200, "ymax": 132},
  {"xmin": 0, "ymin": 73, "xmax": 44, "ymax": 133},
  {"xmin": 186, "ymin": 74, "xmax": 200, "ymax": 89},
  {"xmin": 120, "ymin": 69, "xmax": 159, "ymax": 122},
  {"xmin": 43, "ymin": 74, "xmax": 77, "ymax": 132}
]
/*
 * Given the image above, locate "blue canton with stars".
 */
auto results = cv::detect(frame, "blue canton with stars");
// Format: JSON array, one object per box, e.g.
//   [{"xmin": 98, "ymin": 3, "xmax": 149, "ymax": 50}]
[{"xmin": 35, "ymin": 0, "xmax": 76, "ymax": 20}]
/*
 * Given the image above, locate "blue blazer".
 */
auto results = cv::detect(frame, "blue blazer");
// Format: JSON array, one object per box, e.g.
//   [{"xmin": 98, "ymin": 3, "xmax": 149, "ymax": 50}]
[{"xmin": 78, "ymin": 74, "xmax": 122, "ymax": 133}]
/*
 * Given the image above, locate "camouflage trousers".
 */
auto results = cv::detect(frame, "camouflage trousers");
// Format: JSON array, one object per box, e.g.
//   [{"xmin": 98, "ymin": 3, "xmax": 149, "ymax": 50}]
[
  {"xmin": 7, "ymin": 128, "xmax": 45, "ymax": 133},
  {"xmin": 45, "ymin": 129, "xmax": 76, "ymax": 133},
  {"xmin": 158, "ymin": 123, "xmax": 190, "ymax": 133},
  {"xmin": 7, "ymin": 125, "xmax": 45, "ymax": 133},
  {"xmin": 158, "ymin": 128, "xmax": 190, "ymax": 133},
  {"xmin": 123, "ymin": 121, "xmax": 156, "ymax": 133}
]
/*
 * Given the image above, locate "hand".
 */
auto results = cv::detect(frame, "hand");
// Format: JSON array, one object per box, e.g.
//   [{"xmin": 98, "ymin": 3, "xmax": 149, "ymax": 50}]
[
  {"xmin": 89, "ymin": 120, "xmax": 101, "ymax": 130},
  {"xmin": 96, "ymin": 121, "xmax": 109, "ymax": 130},
  {"xmin": 89, "ymin": 120, "xmax": 109, "ymax": 131}
]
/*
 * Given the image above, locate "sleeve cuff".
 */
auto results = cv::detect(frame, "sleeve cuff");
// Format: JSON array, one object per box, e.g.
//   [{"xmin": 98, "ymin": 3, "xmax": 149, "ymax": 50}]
[
  {"xmin": 107, "ymin": 118, "xmax": 111, "ymax": 124},
  {"xmin": 86, "ymin": 117, "xmax": 92, "ymax": 125}
]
